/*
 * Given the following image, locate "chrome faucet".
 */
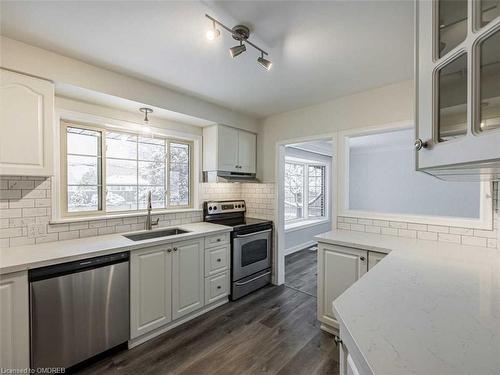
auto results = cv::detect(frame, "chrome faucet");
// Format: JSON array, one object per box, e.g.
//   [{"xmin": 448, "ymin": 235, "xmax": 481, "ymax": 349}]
[{"xmin": 145, "ymin": 191, "xmax": 159, "ymax": 230}]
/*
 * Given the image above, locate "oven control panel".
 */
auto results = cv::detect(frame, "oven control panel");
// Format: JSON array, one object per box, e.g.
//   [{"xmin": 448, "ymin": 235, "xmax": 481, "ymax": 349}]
[{"xmin": 204, "ymin": 200, "xmax": 246, "ymax": 215}]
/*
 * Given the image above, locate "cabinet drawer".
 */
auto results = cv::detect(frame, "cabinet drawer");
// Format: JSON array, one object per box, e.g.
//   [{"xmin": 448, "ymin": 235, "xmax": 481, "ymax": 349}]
[
  {"xmin": 205, "ymin": 233, "xmax": 229, "ymax": 248},
  {"xmin": 205, "ymin": 245, "xmax": 229, "ymax": 276},
  {"xmin": 205, "ymin": 271, "xmax": 229, "ymax": 305}
]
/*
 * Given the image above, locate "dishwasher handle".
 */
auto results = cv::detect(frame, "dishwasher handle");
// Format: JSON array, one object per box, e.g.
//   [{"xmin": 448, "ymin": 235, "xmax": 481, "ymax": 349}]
[{"xmin": 29, "ymin": 251, "xmax": 129, "ymax": 282}]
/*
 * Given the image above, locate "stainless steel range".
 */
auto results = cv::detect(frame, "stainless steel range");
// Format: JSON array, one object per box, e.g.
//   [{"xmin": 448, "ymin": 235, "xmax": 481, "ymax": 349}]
[{"xmin": 203, "ymin": 200, "xmax": 273, "ymax": 300}]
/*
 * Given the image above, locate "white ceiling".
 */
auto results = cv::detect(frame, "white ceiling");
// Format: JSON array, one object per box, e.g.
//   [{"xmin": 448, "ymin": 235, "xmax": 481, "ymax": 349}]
[{"xmin": 0, "ymin": 0, "xmax": 414, "ymax": 119}]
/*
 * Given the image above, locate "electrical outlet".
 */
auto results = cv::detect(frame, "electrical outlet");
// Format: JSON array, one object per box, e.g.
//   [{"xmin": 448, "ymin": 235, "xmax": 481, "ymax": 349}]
[{"xmin": 27, "ymin": 223, "xmax": 47, "ymax": 238}]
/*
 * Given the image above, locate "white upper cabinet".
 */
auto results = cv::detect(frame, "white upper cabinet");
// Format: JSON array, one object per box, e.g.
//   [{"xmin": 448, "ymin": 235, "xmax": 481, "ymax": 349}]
[
  {"xmin": 237, "ymin": 130, "xmax": 257, "ymax": 173},
  {"xmin": 203, "ymin": 124, "xmax": 257, "ymax": 174},
  {"xmin": 218, "ymin": 125, "xmax": 239, "ymax": 172},
  {"xmin": 0, "ymin": 69, "xmax": 54, "ymax": 176},
  {"xmin": 416, "ymin": 0, "xmax": 500, "ymax": 179}
]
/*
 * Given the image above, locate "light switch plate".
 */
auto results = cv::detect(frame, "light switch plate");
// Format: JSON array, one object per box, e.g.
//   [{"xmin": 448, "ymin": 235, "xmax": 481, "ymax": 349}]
[{"xmin": 27, "ymin": 223, "xmax": 47, "ymax": 238}]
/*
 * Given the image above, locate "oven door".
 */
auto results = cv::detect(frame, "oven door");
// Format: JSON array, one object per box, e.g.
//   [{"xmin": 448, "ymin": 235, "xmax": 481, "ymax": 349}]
[{"xmin": 233, "ymin": 228, "xmax": 272, "ymax": 280}]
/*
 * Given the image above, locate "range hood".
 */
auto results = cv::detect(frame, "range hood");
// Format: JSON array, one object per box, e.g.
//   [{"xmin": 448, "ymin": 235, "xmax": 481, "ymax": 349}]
[{"xmin": 203, "ymin": 170, "xmax": 260, "ymax": 183}]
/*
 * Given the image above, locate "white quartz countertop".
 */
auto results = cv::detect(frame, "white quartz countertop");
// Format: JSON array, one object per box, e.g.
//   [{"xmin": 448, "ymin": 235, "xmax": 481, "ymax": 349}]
[
  {"xmin": 317, "ymin": 231, "xmax": 500, "ymax": 374},
  {"xmin": 0, "ymin": 222, "xmax": 232, "ymax": 275}
]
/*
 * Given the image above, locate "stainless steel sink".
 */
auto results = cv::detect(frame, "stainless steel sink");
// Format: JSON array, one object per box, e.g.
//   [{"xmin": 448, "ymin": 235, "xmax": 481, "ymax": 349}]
[{"xmin": 123, "ymin": 228, "xmax": 190, "ymax": 241}]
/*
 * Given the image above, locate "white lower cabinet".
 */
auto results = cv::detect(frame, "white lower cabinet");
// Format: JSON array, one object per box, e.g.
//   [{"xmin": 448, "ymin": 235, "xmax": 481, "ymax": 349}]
[
  {"xmin": 172, "ymin": 239, "xmax": 204, "ymax": 320},
  {"xmin": 0, "ymin": 271, "xmax": 30, "ymax": 370},
  {"xmin": 317, "ymin": 243, "xmax": 388, "ymax": 332},
  {"xmin": 368, "ymin": 251, "xmax": 386, "ymax": 271},
  {"xmin": 130, "ymin": 234, "xmax": 231, "ymax": 343},
  {"xmin": 317, "ymin": 243, "xmax": 368, "ymax": 331},
  {"xmin": 130, "ymin": 245, "xmax": 172, "ymax": 339},
  {"xmin": 205, "ymin": 271, "xmax": 229, "ymax": 305}
]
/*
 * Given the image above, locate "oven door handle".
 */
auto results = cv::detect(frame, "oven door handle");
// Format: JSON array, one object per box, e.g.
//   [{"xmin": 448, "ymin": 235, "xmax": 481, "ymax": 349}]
[
  {"xmin": 234, "ymin": 229, "xmax": 272, "ymax": 238},
  {"xmin": 234, "ymin": 271, "xmax": 271, "ymax": 286}
]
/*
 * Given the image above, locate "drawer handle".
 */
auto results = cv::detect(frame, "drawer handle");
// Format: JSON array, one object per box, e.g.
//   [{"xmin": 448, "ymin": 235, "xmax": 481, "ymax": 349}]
[
  {"xmin": 217, "ymin": 258, "xmax": 222, "ymax": 262},
  {"xmin": 217, "ymin": 238, "xmax": 221, "ymax": 242},
  {"xmin": 360, "ymin": 256, "xmax": 365, "ymax": 261},
  {"xmin": 217, "ymin": 285, "xmax": 222, "ymax": 290}
]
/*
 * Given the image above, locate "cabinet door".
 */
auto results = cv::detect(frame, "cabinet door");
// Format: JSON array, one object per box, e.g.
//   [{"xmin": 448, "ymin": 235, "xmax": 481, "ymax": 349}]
[
  {"xmin": 237, "ymin": 130, "xmax": 256, "ymax": 173},
  {"xmin": 217, "ymin": 125, "xmax": 239, "ymax": 172},
  {"xmin": 172, "ymin": 238, "xmax": 204, "ymax": 320},
  {"xmin": 368, "ymin": 251, "xmax": 386, "ymax": 271},
  {"xmin": 130, "ymin": 245, "xmax": 172, "ymax": 339},
  {"xmin": 416, "ymin": 1, "xmax": 500, "ymax": 172},
  {"xmin": 0, "ymin": 271, "xmax": 29, "ymax": 370},
  {"xmin": 317, "ymin": 244, "xmax": 367, "ymax": 329},
  {"xmin": 0, "ymin": 69, "xmax": 54, "ymax": 176}
]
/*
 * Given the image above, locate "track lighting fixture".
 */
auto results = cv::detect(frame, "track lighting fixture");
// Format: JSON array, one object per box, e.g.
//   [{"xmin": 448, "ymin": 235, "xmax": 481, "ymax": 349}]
[
  {"xmin": 139, "ymin": 107, "xmax": 153, "ymax": 133},
  {"xmin": 229, "ymin": 41, "xmax": 246, "ymax": 58},
  {"xmin": 257, "ymin": 52, "xmax": 272, "ymax": 71},
  {"xmin": 205, "ymin": 14, "xmax": 272, "ymax": 71}
]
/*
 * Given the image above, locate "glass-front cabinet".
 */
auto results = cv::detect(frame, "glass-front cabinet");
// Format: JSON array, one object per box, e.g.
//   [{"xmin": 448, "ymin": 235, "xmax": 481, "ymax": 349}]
[{"xmin": 416, "ymin": 0, "xmax": 500, "ymax": 179}]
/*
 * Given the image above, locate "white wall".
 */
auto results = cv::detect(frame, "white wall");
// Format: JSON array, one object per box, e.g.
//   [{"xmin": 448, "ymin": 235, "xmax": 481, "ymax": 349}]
[
  {"xmin": 258, "ymin": 80, "xmax": 414, "ymax": 182},
  {"xmin": 1, "ymin": 36, "xmax": 259, "ymax": 133}
]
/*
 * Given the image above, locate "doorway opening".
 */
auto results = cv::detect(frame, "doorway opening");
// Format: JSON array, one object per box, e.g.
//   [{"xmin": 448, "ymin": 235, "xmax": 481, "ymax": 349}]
[{"xmin": 274, "ymin": 136, "xmax": 336, "ymax": 290}]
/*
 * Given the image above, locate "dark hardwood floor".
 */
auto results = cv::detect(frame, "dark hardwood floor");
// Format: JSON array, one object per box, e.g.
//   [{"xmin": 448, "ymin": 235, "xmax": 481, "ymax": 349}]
[
  {"xmin": 285, "ymin": 247, "xmax": 317, "ymax": 297},
  {"xmin": 74, "ymin": 283, "xmax": 338, "ymax": 375}
]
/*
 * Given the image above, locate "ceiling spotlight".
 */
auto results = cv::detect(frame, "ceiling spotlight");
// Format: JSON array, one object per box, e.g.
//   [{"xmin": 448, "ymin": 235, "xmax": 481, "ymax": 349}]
[
  {"xmin": 139, "ymin": 107, "xmax": 153, "ymax": 133},
  {"xmin": 229, "ymin": 41, "xmax": 246, "ymax": 58},
  {"xmin": 206, "ymin": 21, "xmax": 220, "ymax": 41},
  {"xmin": 257, "ymin": 53, "xmax": 272, "ymax": 71}
]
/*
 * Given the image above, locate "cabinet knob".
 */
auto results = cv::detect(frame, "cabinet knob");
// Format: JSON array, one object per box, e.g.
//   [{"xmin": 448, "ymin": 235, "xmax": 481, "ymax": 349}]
[
  {"xmin": 167, "ymin": 248, "xmax": 172, "ymax": 253},
  {"xmin": 217, "ymin": 238, "xmax": 221, "ymax": 242},
  {"xmin": 217, "ymin": 285, "xmax": 222, "ymax": 289},
  {"xmin": 334, "ymin": 335, "xmax": 342, "ymax": 346},
  {"xmin": 173, "ymin": 247, "xmax": 178, "ymax": 252},
  {"xmin": 217, "ymin": 258, "xmax": 222, "ymax": 262},
  {"xmin": 414, "ymin": 139, "xmax": 429, "ymax": 151},
  {"xmin": 360, "ymin": 256, "xmax": 366, "ymax": 261}
]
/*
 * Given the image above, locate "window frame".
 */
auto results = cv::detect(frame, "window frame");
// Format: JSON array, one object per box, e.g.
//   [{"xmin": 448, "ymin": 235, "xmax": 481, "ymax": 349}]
[
  {"xmin": 338, "ymin": 121, "xmax": 494, "ymax": 230},
  {"xmin": 284, "ymin": 156, "xmax": 328, "ymax": 224},
  {"xmin": 60, "ymin": 120, "xmax": 194, "ymax": 219}
]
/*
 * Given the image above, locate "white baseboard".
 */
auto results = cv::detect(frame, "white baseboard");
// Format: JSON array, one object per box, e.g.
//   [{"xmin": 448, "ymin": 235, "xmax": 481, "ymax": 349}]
[
  {"xmin": 128, "ymin": 298, "xmax": 228, "ymax": 349},
  {"xmin": 284, "ymin": 240, "xmax": 316, "ymax": 256}
]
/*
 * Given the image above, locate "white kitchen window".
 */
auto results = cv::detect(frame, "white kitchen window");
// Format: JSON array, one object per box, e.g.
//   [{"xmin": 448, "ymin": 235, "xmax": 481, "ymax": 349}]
[
  {"xmin": 61, "ymin": 121, "xmax": 193, "ymax": 217},
  {"xmin": 284, "ymin": 160, "xmax": 327, "ymax": 223},
  {"xmin": 339, "ymin": 123, "xmax": 493, "ymax": 229}
]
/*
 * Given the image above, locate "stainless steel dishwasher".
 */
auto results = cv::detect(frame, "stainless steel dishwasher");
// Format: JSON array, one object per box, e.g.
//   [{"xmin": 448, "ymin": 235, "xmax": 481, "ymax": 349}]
[{"xmin": 29, "ymin": 252, "xmax": 129, "ymax": 370}]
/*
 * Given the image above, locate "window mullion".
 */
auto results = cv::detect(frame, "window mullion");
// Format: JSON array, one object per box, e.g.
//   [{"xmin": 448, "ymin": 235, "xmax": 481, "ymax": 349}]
[
  {"xmin": 101, "ymin": 131, "xmax": 107, "ymax": 213},
  {"xmin": 304, "ymin": 163, "xmax": 309, "ymax": 220}
]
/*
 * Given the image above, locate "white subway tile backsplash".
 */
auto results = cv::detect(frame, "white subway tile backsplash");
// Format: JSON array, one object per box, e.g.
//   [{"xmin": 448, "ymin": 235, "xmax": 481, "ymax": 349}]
[
  {"xmin": 438, "ymin": 233, "xmax": 461, "ymax": 244},
  {"xmin": 0, "ymin": 176, "xmax": 204, "ymax": 248},
  {"xmin": 407, "ymin": 223, "xmax": 427, "ymax": 231},
  {"xmin": 79, "ymin": 228, "xmax": 98, "ymax": 238},
  {"xmin": 69, "ymin": 222, "xmax": 89, "ymax": 231},
  {"xmin": 58, "ymin": 231, "xmax": 80, "ymax": 241},
  {"xmin": 398, "ymin": 229, "xmax": 417, "ymax": 239},
  {"xmin": 417, "ymin": 231, "xmax": 438, "ymax": 241},
  {"xmin": 427, "ymin": 225, "xmax": 449, "ymax": 233},
  {"xmin": 389, "ymin": 221, "xmax": 407, "ymax": 229},
  {"xmin": 0, "ymin": 190, "xmax": 22, "ymax": 199},
  {"xmin": 381, "ymin": 227, "xmax": 398, "ymax": 236},
  {"xmin": 8, "ymin": 180, "xmax": 34, "ymax": 190},
  {"xmin": 461, "ymin": 236, "xmax": 487, "ymax": 247}
]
